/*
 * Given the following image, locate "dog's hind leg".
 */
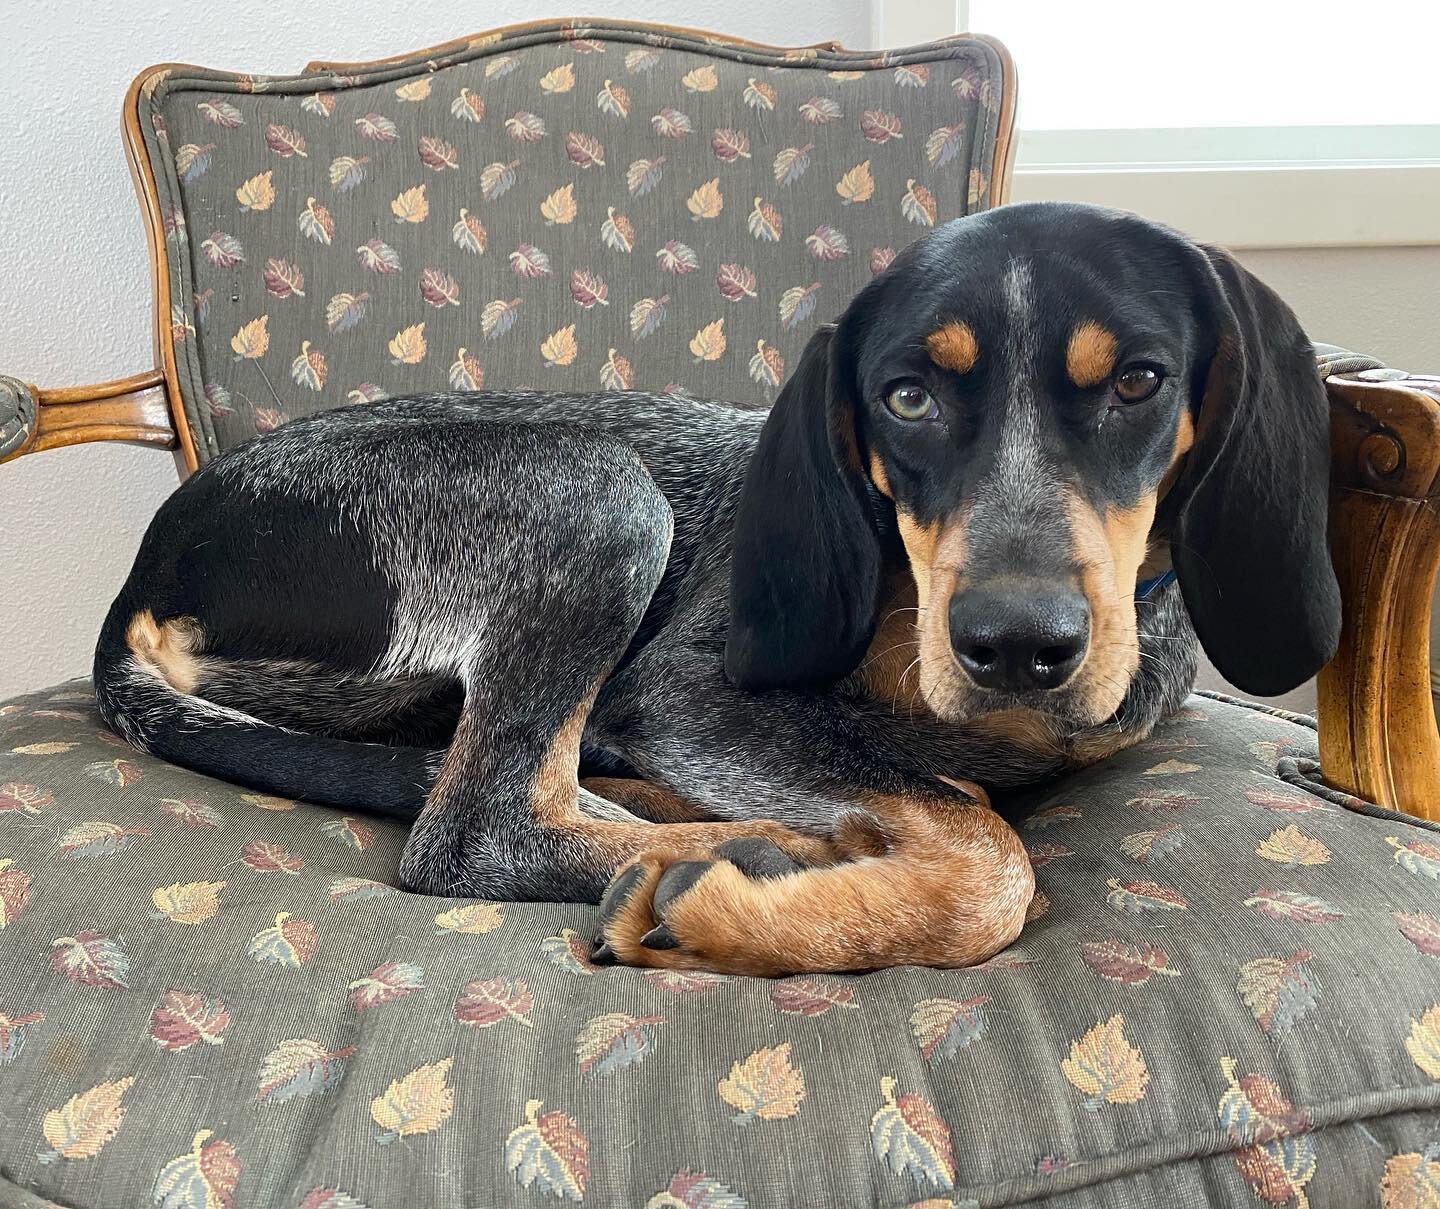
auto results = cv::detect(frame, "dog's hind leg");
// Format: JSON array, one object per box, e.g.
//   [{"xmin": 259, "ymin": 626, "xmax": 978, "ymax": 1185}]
[{"xmin": 395, "ymin": 434, "xmax": 837, "ymax": 903}]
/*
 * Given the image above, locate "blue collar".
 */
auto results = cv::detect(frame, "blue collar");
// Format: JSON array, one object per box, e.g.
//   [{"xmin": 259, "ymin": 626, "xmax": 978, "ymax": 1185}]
[{"xmin": 1135, "ymin": 569, "xmax": 1176, "ymax": 600}]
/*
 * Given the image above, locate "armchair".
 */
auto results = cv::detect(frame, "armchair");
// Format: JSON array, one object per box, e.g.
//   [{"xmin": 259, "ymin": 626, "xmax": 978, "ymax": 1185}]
[{"xmin": 2, "ymin": 21, "xmax": 1437, "ymax": 1208}]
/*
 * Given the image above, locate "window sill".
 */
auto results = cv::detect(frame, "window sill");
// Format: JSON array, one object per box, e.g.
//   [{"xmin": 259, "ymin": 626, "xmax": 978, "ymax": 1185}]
[{"xmin": 1008, "ymin": 162, "xmax": 1440, "ymax": 249}]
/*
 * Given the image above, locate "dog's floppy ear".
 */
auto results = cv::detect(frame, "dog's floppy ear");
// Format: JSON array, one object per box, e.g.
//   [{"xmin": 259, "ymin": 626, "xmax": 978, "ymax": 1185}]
[
  {"xmin": 725, "ymin": 323, "xmax": 883, "ymax": 689},
  {"xmin": 1170, "ymin": 245, "xmax": 1341, "ymax": 696}
]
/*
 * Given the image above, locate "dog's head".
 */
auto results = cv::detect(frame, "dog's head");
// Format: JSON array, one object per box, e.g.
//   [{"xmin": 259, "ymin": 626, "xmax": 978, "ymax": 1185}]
[{"xmin": 726, "ymin": 201, "xmax": 1340, "ymax": 723}]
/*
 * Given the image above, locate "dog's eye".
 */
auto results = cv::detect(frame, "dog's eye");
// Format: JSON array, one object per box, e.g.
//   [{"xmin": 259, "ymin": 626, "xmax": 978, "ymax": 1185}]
[
  {"xmin": 884, "ymin": 385, "xmax": 938, "ymax": 421},
  {"xmin": 1113, "ymin": 365, "xmax": 1164, "ymax": 404}
]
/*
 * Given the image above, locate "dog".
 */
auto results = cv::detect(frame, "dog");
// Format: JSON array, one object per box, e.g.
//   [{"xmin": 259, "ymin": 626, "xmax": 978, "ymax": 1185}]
[{"xmin": 94, "ymin": 201, "xmax": 1341, "ymax": 977}]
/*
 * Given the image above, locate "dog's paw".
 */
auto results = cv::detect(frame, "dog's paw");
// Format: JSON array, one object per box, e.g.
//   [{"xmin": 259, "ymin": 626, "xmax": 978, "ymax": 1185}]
[{"xmin": 592, "ymin": 837, "xmax": 809, "ymax": 976}]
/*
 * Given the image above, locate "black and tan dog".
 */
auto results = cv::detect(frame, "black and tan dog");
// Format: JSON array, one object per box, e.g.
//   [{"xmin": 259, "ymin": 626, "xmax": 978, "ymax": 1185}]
[{"xmin": 95, "ymin": 202, "xmax": 1340, "ymax": 976}]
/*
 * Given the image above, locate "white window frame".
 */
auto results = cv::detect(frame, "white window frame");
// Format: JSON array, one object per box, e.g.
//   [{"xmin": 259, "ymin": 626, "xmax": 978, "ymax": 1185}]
[{"xmin": 873, "ymin": 0, "xmax": 1440, "ymax": 248}]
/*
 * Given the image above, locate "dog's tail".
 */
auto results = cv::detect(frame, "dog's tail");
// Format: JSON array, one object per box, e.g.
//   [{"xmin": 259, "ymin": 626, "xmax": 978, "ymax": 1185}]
[{"xmin": 93, "ymin": 601, "xmax": 438, "ymax": 821}]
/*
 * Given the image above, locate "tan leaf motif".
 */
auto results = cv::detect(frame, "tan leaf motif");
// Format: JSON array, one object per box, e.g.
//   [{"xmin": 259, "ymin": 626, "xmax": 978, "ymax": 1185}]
[
  {"xmin": 1380, "ymin": 1148, "xmax": 1440, "ymax": 1208},
  {"xmin": 837, "ymin": 161, "xmax": 875, "ymax": 204},
  {"xmin": 230, "ymin": 316, "xmax": 270, "ymax": 360},
  {"xmin": 391, "ymin": 184, "xmax": 429, "ymax": 224},
  {"xmin": 434, "ymin": 903, "xmax": 504, "ymax": 934},
  {"xmin": 388, "ymin": 324, "xmax": 427, "ymax": 366},
  {"xmin": 1061, "ymin": 1015, "xmax": 1150, "ymax": 1109},
  {"xmin": 152, "ymin": 880, "xmax": 225, "ymax": 925},
  {"xmin": 541, "ymin": 325, "xmax": 579, "ymax": 367},
  {"xmin": 717, "ymin": 1043, "xmax": 805, "ymax": 1122},
  {"xmin": 682, "ymin": 64, "xmax": 718, "ymax": 93},
  {"xmin": 686, "ymin": 177, "xmax": 723, "ymax": 220},
  {"xmin": 539, "ymin": 63, "xmax": 575, "ymax": 94},
  {"xmin": 395, "ymin": 78, "xmax": 432, "ymax": 102},
  {"xmin": 371, "ymin": 1058, "xmax": 453, "ymax": 1144},
  {"xmin": 1405, "ymin": 1004, "xmax": 1440, "ymax": 1078},
  {"xmin": 1257, "ymin": 825, "xmax": 1332, "ymax": 868},
  {"xmin": 38, "ymin": 1078, "xmax": 134, "ymax": 1163},
  {"xmin": 690, "ymin": 319, "xmax": 727, "ymax": 362},
  {"xmin": 235, "ymin": 171, "xmax": 275, "ymax": 212},
  {"xmin": 541, "ymin": 184, "xmax": 578, "ymax": 225}
]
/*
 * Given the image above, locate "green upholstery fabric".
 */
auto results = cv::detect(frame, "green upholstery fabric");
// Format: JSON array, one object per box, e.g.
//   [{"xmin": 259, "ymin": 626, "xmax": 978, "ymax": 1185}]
[
  {"xmin": 1, "ymin": 683, "xmax": 1437, "ymax": 1208},
  {"xmin": 135, "ymin": 20, "xmax": 1007, "ymax": 462}
]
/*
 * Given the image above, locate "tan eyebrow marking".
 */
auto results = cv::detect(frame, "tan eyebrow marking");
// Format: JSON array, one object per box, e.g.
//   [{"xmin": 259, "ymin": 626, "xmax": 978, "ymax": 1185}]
[
  {"xmin": 926, "ymin": 321, "xmax": 979, "ymax": 374},
  {"xmin": 1066, "ymin": 321, "xmax": 1120, "ymax": 388}
]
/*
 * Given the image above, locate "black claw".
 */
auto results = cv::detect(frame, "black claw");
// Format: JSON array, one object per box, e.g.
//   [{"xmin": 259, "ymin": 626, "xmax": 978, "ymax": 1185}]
[
  {"xmin": 640, "ymin": 924, "xmax": 680, "ymax": 950},
  {"xmin": 598, "ymin": 863, "xmax": 646, "ymax": 919},
  {"xmin": 714, "ymin": 836, "xmax": 803, "ymax": 880},
  {"xmin": 652, "ymin": 859, "xmax": 714, "ymax": 916},
  {"xmin": 589, "ymin": 940, "xmax": 617, "ymax": 965}
]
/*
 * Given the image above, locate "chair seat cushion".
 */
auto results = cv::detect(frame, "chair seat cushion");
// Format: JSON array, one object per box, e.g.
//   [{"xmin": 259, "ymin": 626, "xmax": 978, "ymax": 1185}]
[{"xmin": 1, "ymin": 682, "xmax": 1437, "ymax": 1209}]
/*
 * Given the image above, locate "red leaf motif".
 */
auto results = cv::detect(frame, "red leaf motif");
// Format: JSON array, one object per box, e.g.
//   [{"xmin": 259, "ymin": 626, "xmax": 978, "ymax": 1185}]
[
  {"xmin": 265, "ymin": 123, "xmax": 307, "ymax": 158},
  {"xmin": 0, "ymin": 861, "xmax": 32, "ymax": 926},
  {"xmin": 566, "ymin": 132, "xmax": 606, "ymax": 167},
  {"xmin": 1245, "ymin": 787, "xmax": 1323, "ymax": 814},
  {"xmin": 418, "ymin": 135, "xmax": 458, "ymax": 170},
  {"xmin": 771, "ymin": 977, "xmax": 856, "ymax": 1016},
  {"xmin": 1395, "ymin": 911, "xmax": 1440, "ymax": 957},
  {"xmin": 1080, "ymin": 940, "xmax": 1181, "ymax": 986},
  {"xmin": 0, "ymin": 783, "xmax": 53, "ymax": 815},
  {"xmin": 509, "ymin": 244, "xmax": 552, "ymax": 278},
  {"xmin": 149, "ymin": 991, "xmax": 231, "ymax": 1051},
  {"xmin": 717, "ymin": 263, "xmax": 758, "ymax": 301},
  {"xmin": 870, "ymin": 247, "xmax": 896, "ymax": 275},
  {"xmin": 569, "ymin": 270, "xmax": 610, "ymax": 309},
  {"xmin": 262, "ymin": 258, "xmax": 306, "ymax": 299},
  {"xmin": 242, "ymin": 840, "xmax": 303, "ymax": 874},
  {"xmin": 711, "ymin": 128, "xmax": 752, "ymax": 161},
  {"xmin": 1026, "ymin": 843, "xmax": 1074, "ymax": 868},
  {"xmin": 419, "ymin": 269, "xmax": 461, "ymax": 308},
  {"xmin": 861, "ymin": 109, "xmax": 904, "ymax": 142},
  {"xmin": 455, "ymin": 977, "xmax": 535, "ymax": 1028}
]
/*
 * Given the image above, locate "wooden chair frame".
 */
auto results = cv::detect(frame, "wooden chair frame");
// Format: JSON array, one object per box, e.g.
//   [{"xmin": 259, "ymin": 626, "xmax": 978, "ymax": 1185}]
[{"xmin": 3, "ymin": 21, "xmax": 1435, "ymax": 820}]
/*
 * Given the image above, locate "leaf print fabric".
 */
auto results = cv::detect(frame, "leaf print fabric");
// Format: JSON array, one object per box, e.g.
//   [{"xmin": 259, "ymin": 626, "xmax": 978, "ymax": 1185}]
[
  {"xmin": 7, "ymin": 21, "xmax": 1440, "ymax": 1204},
  {"xmin": 3, "ymin": 674, "xmax": 1440, "ymax": 1205},
  {"xmin": 135, "ymin": 22, "xmax": 1005, "ymax": 461}
]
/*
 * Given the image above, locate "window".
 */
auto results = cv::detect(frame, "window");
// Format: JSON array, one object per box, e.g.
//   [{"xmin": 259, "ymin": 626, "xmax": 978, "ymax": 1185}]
[{"xmin": 878, "ymin": 1, "xmax": 1440, "ymax": 245}]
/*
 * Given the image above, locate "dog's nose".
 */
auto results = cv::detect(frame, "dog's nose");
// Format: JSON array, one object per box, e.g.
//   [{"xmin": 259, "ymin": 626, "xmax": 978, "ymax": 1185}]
[{"xmin": 948, "ymin": 584, "xmax": 1090, "ymax": 692}]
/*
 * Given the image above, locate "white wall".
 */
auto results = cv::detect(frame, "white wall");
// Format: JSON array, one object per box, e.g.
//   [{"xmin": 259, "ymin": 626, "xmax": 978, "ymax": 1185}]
[
  {"xmin": 3, "ymin": 3, "xmax": 1435, "ymax": 701},
  {"xmin": 0, "ymin": 0, "xmax": 874, "ymax": 698}
]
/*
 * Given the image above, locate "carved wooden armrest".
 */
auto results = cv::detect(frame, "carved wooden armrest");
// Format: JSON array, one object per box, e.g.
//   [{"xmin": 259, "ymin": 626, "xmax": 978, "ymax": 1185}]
[
  {"xmin": 0, "ymin": 370, "xmax": 177, "ymax": 465},
  {"xmin": 1319, "ymin": 362, "xmax": 1440, "ymax": 820}
]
